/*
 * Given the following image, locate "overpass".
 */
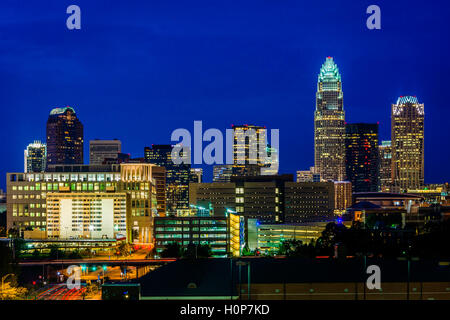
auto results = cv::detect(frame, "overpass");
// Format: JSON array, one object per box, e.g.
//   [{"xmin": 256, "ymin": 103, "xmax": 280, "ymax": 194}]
[{"xmin": 18, "ymin": 258, "xmax": 176, "ymax": 267}]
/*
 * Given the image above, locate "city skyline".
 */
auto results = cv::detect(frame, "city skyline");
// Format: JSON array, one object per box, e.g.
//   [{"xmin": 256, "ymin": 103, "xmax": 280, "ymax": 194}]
[
  {"xmin": 0, "ymin": 0, "xmax": 449, "ymax": 188},
  {"xmin": 1, "ymin": 1, "xmax": 450, "ymax": 305}
]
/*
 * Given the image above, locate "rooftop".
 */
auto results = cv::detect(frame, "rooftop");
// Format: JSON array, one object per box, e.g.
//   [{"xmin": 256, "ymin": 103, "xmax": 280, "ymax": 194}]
[
  {"xmin": 354, "ymin": 192, "xmax": 423, "ymax": 200},
  {"xmin": 49, "ymin": 106, "xmax": 76, "ymax": 115},
  {"xmin": 318, "ymin": 57, "xmax": 341, "ymax": 82},
  {"xmin": 136, "ymin": 258, "xmax": 450, "ymax": 298},
  {"xmin": 396, "ymin": 96, "xmax": 419, "ymax": 105}
]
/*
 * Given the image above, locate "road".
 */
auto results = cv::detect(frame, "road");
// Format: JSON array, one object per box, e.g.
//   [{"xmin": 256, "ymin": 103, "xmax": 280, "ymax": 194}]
[{"xmin": 33, "ymin": 284, "xmax": 90, "ymax": 300}]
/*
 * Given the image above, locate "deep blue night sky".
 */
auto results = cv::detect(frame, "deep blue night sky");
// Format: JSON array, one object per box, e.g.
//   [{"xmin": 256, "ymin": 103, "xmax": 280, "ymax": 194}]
[{"xmin": 0, "ymin": 0, "xmax": 449, "ymax": 189}]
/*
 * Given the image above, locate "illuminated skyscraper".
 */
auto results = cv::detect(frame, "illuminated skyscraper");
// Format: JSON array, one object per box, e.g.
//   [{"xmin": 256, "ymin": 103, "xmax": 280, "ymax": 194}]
[
  {"xmin": 345, "ymin": 123, "xmax": 379, "ymax": 192},
  {"xmin": 144, "ymin": 145, "xmax": 191, "ymax": 215},
  {"xmin": 333, "ymin": 181, "xmax": 352, "ymax": 211},
  {"xmin": 314, "ymin": 57, "xmax": 346, "ymax": 181},
  {"xmin": 190, "ymin": 168, "xmax": 203, "ymax": 183},
  {"xmin": 379, "ymin": 140, "xmax": 392, "ymax": 192},
  {"xmin": 46, "ymin": 106, "xmax": 83, "ymax": 166},
  {"xmin": 24, "ymin": 141, "xmax": 46, "ymax": 173},
  {"xmin": 392, "ymin": 96, "xmax": 425, "ymax": 192},
  {"xmin": 232, "ymin": 124, "xmax": 266, "ymax": 176}
]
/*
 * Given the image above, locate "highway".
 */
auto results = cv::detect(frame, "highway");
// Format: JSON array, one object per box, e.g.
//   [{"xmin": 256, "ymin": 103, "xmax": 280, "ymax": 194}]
[
  {"xmin": 33, "ymin": 284, "xmax": 89, "ymax": 300},
  {"xmin": 18, "ymin": 258, "xmax": 175, "ymax": 266}
]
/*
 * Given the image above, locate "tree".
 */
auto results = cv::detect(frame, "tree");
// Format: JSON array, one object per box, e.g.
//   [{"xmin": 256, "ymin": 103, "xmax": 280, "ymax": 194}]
[
  {"xmin": 7, "ymin": 228, "xmax": 19, "ymax": 238},
  {"xmin": 183, "ymin": 243, "xmax": 213, "ymax": 259},
  {"xmin": 0, "ymin": 226, "xmax": 6, "ymax": 237},
  {"xmin": 241, "ymin": 244, "xmax": 254, "ymax": 256},
  {"xmin": 276, "ymin": 239, "xmax": 306, "ymax": 257},
  {"xmin": 161, "ymin": 242, "xmax": 183, "ymax": 258},
  {"xmin": 9, "ymin": 238, "xmax": 27, "ymax": 261},
  {"xmin": 81, "ymin": 248, "xmax": 92, "ymax": 258},
  {"xmin": 68, "ymin": 249, "xmax": 82, "ymax": 259},
  {"xmin": 196, "ymin": 244, "xmax": 212, "ymax": 258},
  {"xmin": 183, "ymin": 242, "xmax": 197, "ymax": 259},
  {"xmin": 0, "ymin": 282, "xmax": 28, "ymax": 300},
  {"xmin": 32, "ymin": 249, "xmax": 41, "ymax": 259},
  {"xmin": 48, "ymin": 245, "xmax": 65, "ymax": 259},
  {"xmin": 117, "ymin": 242, "xmax": 131, "ymax": 257},
  {"xmin": 0, "ymin": 242, "xmax": 15, "ymax": 276}
]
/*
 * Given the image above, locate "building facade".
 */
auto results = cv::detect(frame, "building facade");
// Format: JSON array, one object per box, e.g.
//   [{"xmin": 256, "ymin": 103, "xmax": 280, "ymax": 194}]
[
  {"xmin": 296, "ymin": 167, "xmax": 321, "ymax": 183},
  {"xmin": 232, "ymin": 124, "xmax": 267, "ymax": 177},
  {"xmin": 261, "ymin": 145, "xmax": 279, "ymax": 176},
  {"xmin": 46, "ymin": 106, "xmax": 84, "ymax": 166},
  {"xmin": 190, "ymin": 168, "xmax": 203, "ymax": 183},
  {"xmin": 213, "ymin": 165, "xmax": 234, "ymax": 182},
  {"xmin": 379, "ymin": 140, "xmax": 393, "ymax": 192},
  {"xmin": 345, "ymin": 123, "xmax": 379, "ymax": 192},
  {"xmin": 89, "ymin": 139, "xmax": 122, "ymax": 165},
  {"xmin": 190, "ymin": 175, "xmax": 335, "ymax": 224},
  {"xmin": 46, "ymin": 192, "xmax": 127, "ymax": 240},
  {"xmin": 247, "ymin": 221, "xmax": 332, "ymax": 255},
  {"xmin": 314, "ymin": 57, "xmax": 346, "ymax": 182},
  {"xmin": 144, "ymin": 145, "xmax": 190, "ymax": 215},
  {"xmin": 284, "ymin": 182, "xmax": 335, "ymax": 223},
  {"xmin": 24, "ymin": 141, "xmax": 47, "ymax": 173},
  {"xmin": 391, "ymin": 96, "xmax": 425, "ymax": 192},
  {"xmin": 153, "ymin": 214, "xmax": 242, "ymax": 257},
  {"xmin": 6, "ymin": 163, "xmax": 165, "ymax": 243},
  {"xmin": 333, "ymin": 181, "xmax": 352, "ymax": 212}
]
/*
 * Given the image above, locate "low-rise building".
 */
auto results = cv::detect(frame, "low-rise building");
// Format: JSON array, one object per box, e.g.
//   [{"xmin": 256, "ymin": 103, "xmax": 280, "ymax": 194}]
[
  {"xmin": 247, "ymin": 221, "xmax": 332, "ymax": 255},
  {"xmin": 153, "ymin": 213, "xmax": 243, "ymax": 257}
]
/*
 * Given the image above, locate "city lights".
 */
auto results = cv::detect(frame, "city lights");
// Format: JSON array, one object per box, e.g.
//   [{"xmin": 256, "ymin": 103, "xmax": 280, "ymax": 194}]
[{"xmin": 0, "ymin": 1, "xmax": 449, "ymax": 311}]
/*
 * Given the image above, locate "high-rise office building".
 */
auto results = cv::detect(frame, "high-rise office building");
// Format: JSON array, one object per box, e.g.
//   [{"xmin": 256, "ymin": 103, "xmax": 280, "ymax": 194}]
[
  {"xmin": 391, "ymin": 96, "xmax": 425, "ymax": 192},
  {"xmin": 89, "ymin": 139, "xmax": 121, "ymax": 165},
  {"xmin": 314, "ymin": 57, "xmax": 346, "ymax": 181},
  {"xmin": 213, "ymin": 165, "xmax": 234, "ymax": 182},
  {"xmin": 144, "ymin": 145, "xmax": 191, "ymax": 215},
  {"xmin": 232, "ymin": 124, "xmax": 267, "ymax": 176},
  {"xmin": 6, "ymin": 163, "xmax": 164, "ymax": 243},
  {"xmin": 379, "ymin": 140, "xmax": 393, "ymax": 192},
  {"xmin": 46, "ymin": 106, "xmax": 83, "ymax": 166},
  {"xmin": 24, "ymin": 141, "xmax": 46, "ymax": 173},
  {"xmin": 190, "ymin": 168, "xmax": 203, "ymax": 183},
  {"xmin": 345, "ymin": 123, "xmax": 379, "ymax": 192},
  {"xmin": 333, "ymin": 181, "xmax": 352, "ymax": 211}
]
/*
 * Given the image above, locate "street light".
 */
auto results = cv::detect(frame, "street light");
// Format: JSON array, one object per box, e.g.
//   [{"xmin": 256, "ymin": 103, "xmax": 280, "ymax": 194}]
[{"xmin": 1, "ymin": 274, "xmax": 15, "ymax": 300}]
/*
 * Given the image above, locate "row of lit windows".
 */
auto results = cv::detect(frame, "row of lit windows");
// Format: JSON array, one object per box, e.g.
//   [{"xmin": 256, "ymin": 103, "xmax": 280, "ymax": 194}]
[
  {"xmin": 155, "ymin": 233, "xmax": 228, "ymax": 239},
  {"xmin": 155, "ymin": 226, "xmax": 227, "ymax": 232},
  {"xmin": 16, "ymin": 221, "xmax": 47, "ymax": 226}
]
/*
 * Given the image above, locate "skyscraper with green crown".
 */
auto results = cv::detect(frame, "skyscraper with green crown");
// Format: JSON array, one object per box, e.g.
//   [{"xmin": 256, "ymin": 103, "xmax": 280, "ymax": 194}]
[{"xmin": 314, "ymin": 57, "xmax": 346, "ymax": 181}]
